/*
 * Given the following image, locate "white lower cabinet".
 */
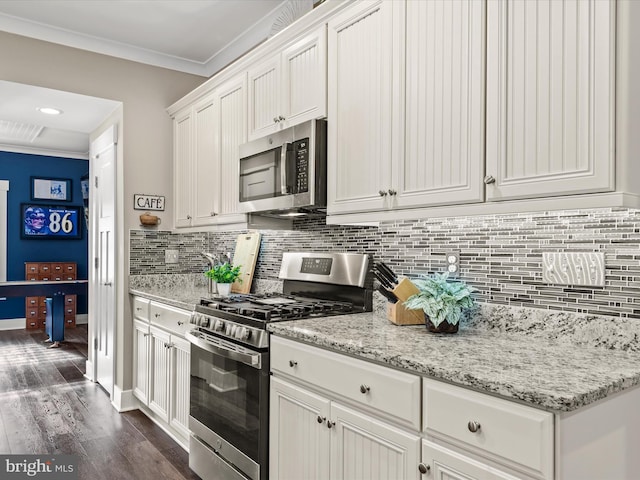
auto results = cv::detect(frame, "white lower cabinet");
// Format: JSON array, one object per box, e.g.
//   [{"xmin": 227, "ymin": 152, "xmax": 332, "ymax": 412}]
[
  {"xmin": 270, "ymin": 336, "xmax": 422, "ymax": 480},
  {"xmin": 270, "ymin": 376, "xmax": 420, "ymax": 480},
  {"xmin": 131, "ymin": 296, "xmax": 191, "ymax": 444}
]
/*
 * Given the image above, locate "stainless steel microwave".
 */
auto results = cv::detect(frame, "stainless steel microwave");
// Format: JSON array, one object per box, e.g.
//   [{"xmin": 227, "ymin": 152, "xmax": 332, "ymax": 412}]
[{"xmin": 238, "ymin": 119, "xmax": 327, "ymax": 216}]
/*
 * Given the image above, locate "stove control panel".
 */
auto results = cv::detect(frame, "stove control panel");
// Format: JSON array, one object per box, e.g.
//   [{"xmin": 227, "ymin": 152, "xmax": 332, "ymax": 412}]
[{"xmin": 190, "ymin": 310, "xmax": 268, "ymax": 349}]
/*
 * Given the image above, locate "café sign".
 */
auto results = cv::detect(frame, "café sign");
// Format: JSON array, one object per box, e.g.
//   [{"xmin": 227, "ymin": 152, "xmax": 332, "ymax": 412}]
[{"xmin": 134, "ymin": 194, "xmax": 165, "ymax": 211}]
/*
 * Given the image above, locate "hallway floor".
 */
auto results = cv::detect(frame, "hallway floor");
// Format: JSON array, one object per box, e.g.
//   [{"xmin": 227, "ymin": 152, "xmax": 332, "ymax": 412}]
[{"xmin": 0, "ymin": 325, "xmax": 199, "ymax": 479}]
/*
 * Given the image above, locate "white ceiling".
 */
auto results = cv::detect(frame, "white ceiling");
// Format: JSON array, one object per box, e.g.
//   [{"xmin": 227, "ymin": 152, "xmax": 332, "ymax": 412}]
[{"xmin": 0, "ymin": 0, "xmax": 314, "ymax": 158}]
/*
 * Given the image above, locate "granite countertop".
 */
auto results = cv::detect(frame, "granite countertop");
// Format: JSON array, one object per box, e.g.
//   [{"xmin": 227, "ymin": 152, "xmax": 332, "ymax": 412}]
[
  {"xmin": 267, "ymin": 306, "xmax": 640, "ymax": 413},
  {"xmin": 129, "ymin": 276, "xmax": 640, "ymax": 413}
]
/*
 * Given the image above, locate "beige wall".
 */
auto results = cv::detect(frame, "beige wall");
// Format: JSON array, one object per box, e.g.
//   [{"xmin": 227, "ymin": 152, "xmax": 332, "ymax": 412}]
[{"xmin": 0, "ymin": 31, "xmax": 206, "ymax": 396}]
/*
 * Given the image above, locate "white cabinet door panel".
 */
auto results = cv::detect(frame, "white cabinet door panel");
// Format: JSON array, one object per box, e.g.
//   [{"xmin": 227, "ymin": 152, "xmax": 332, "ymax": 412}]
[
  {"xmin": 330, "ymin": 402, "xmax": 421, "ymax": 480},
  {"xmin": 173, "ymin": 110, "xmax": 193, "ymax": 227},
  {"xmin": 149, "ymin": 326, "xmax": 171, "ymax": 422},
  {"xmin": 422, "ymin": 440, "xmax": 522, "ymax": 480},
  {"xmin": 193, "ymin": 94, "xmax": 219, "ymax": 225},
  {"xmin": 248, "ymin": 57, "xmax": 281, "ymax": 140},
  {"xmin": 327, "ymin": 0, "xmax": 395, "ymax": 214},
  {"xmin": 397, "ymin": 0, "xmax": 484, "ymax": 208},
  {"xmin": 169, "ymin": 335, "xmax": 190, "ymax": 439},
  {"xmin": 270, "ymin": 377, "xmax": 331, "ymax": 480},
  {"xmin": 486, "ymin": 0, "xmax": 615, "ymax": 201},
  {"xmin": 132, "ymin": 319, "xmax": 150, "ymax": 405},
  {"xmin": 218, "ymin": 76, "xmax": 247, "ymax": 216}
]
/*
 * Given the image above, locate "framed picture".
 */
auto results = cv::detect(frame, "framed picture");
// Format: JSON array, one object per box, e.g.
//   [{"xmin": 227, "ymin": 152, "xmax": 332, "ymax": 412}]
[
  {"xmin": 31, "ymin": 177, "xmax": 72, "ymax": 202},
  {"xmin": 20, "ymin": 203, "xmax": 83, "ymax": 240}
]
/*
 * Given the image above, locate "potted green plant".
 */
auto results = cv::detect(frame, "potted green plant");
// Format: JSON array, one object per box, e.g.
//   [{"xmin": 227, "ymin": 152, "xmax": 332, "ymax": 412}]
[
  {"xmin": 204, "ymin": 263, "xmax": 242, "ymax": 296},
  {"xmin": 403, "ymin": 273, "xmax": 476, "ymax": 333}
]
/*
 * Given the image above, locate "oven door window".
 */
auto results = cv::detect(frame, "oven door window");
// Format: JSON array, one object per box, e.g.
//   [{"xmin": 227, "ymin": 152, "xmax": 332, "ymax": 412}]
[
  {"xmin": 239, "ymin": 147, "xmax": 282, "ymax": 202},
  {"xmin": 190, "ymin": 343, "xmax": 267, "ymax": 463}
]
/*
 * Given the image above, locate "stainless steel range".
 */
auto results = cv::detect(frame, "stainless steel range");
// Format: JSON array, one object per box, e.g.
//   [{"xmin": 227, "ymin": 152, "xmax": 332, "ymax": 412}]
[{"xmin": 186, "ymin": 252, "xmax": 372, "ymax": 480}]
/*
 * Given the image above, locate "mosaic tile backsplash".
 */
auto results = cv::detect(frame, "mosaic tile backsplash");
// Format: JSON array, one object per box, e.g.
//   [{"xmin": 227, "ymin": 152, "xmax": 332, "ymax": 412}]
[{"xmin": 130, "ymin": 208, "xmax": 640, "ymax": 319}]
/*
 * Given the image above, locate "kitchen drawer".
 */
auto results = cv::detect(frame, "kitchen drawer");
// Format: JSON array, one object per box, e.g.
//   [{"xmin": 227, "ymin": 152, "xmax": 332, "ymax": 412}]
[
  {"xmin": 271, "ymin": 336, "xmax": 421, "ymax": 429},
  {"xmin": 423, "ymin": 379, "xmax": 553, "ymax": 479},
  {"xmin": 149, "ymin": 301, "xmax": 190, "ymax": 337},
  {"xmin": 132, "ymin": 296, "xmax": 150, "ymax": 321}
]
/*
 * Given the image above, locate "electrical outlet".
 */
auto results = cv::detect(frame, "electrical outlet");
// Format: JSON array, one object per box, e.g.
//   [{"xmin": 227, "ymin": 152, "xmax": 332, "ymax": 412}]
[
  {"xmin": 445, "ymin": 251, "xmax": 460, "ymax": 275},
  {"xmin": 165, "ymin": 249, "xmax": 179, "ymax": 264},
  {"xmin": 542, "ymin": 252, "xmax": 605, "ymax": 286}
]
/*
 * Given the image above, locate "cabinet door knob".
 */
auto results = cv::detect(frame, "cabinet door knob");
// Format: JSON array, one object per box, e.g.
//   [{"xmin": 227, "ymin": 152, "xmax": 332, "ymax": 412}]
[
  {"xmin": 278, "ymin": 115, "xmax": 286, "ymax": 121},
  {"xmin": 289, "ymin": 360, "xmax": 297, "ymax": 367},
  {"xmin": 467, "ymin": 420, "xmax": 481, "ymax": 433},
  {"xmin": 177, "ymin": 321, "xmax": 184, "ymax": 326},
  {"xmin": 418, "ymin": 463, "xmax": 431, "ymax": 474},
  {"xmin": 316, "ymin": 416, "xmax": 326, "ymax": 424},
  {"xmin": 388, "ymin": 189, "xmax": 397, "ymax": 196},
  {"xmin": 378, "ymin": 190, "xmax": 388, "ymax": 197},
  {"xmin": 483, "ymin": 175, "xmax": 496, "ymax": 184},
  {"xmin": 327, "ymin": 420, "xmax": 335, "ymax": 429},
  {"xmin": 210, "ymin": 212, "xmax": 218, "ymax": 217},
  {"xmin": 273, "ymin": 117, "xmax": 280, "ymax": 123},
  {"xmin": 186, "ymin": 214, "xmax": 192, "ymax": 220},
  {"xmin": 359, "ymin": 384, "xmax": 370, "ymax": 394},
  {"xmin": 136, "ymin": 307, "xmax": 142, "ymax": 311},
  {"xmin": 154, "ymin": 313, "xmax": 161, "ymax": 318}
]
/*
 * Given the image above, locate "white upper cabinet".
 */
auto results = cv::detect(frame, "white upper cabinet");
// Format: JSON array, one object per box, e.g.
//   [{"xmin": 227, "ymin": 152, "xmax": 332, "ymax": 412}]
[
  {"xmin": 327, "ymin": 0, "xmax": 484, "ymax": 215},
  {"xmin": 327, "ymin": 0, "xmax": 397, "ymax": 215},
  {"xmin": 217, "ymin": 74, "xmax": 248, "ymax": 217},
  {"xmin": 485, "ymin": 0, "xmax": 615, "ymax": 201},
  {"xmin": 193, "ymin": 93, "xmax": 219, "ymax": 225},
  {"xmin": 172, "ymin": 73, "xmax": 248, "ymax": 229},
  {"xmin": 173, "ymin": 108, "xmax": 193, "ymax": 228},
  {"xmin": 248, "ymin": 25, "xmax": 327, "ymax": 140},
  {"xmin": 396, "ymin": 0, "xmax": 485, "ymax": 208}
]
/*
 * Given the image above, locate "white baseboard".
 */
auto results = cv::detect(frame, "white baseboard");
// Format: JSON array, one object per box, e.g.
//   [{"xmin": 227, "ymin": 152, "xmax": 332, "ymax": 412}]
[
  {"xmin": 84, "ymin": 360, "xmax": 94, "ymax": 382},
  {"xmin": 75, "ymin": 314, "xmax": 88, "ymax": 325},
  {"xmin": 112, "ymin": 386, "xmax": 138, "ymax": 412},
  {"xmin": 0, "ymin": 318, "xmax": 27, "ymax": 331}
]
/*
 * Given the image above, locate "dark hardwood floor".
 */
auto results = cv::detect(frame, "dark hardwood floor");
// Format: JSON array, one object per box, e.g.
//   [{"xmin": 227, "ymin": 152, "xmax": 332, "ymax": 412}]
[{"xmin": 0, "ymin": 325, "xmax": 200, "ymax": 480}]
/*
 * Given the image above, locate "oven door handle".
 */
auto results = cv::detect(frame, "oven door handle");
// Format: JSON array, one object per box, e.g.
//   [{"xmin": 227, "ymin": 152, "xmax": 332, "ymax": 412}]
[{"xmin": 185, "ymin": 330, "xmax": 262, "ymax": 369}]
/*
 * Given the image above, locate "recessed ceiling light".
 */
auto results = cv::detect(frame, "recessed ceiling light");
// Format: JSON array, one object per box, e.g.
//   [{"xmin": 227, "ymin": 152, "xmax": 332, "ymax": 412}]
[{"xmin": 37, "ymin": 107, "xmax": 63, "ymax": 115}]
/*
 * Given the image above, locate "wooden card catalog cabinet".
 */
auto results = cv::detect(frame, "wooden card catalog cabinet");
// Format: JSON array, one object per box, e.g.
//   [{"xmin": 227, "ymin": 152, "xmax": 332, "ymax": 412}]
[{"xmin": 24, "ymin": 262, "xmax": 77, "ymax": 330}]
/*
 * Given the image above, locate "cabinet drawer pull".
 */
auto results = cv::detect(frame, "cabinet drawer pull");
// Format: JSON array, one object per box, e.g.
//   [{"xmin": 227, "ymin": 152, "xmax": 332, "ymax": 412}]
[
  {"xmin": 273, "ymin": 116, "xmax": 280, "ymax": 123},
  {"xmin": 378, "ymin": 190, "xmax": 388, "ymax": 197},
  {"xmin": 467, "ymin": 420, "xmax": 481, "ymax": 433},
  {"xmin": 316, "ymin": 416, "xmax": 326, "ymax": 425},
  {"xmin": 177, "ymin": 321, "xmax": 184, "ymax": 326},
  {"xmin": 359, "ymin": 384, "xmax": 370, "ymax": 394},
  {"xmin": 387, "ymin": 189, "xmax": 397, "ymax": 196},
  {"xmin": 483, "ymin": 175, "xmax": 496, "ymax": 184},
  {"xmin": 327, "ymin": 420, "xmax": 335, "ymax": 429},
  {"xmin": 288, "ymin": 360, "xmax": 298, "ymax": 368},
  {"xmin": 418, "ymin": 463, "xmax": 431, "ymax": 474},
  {"xmin": 278, "ymin": 115, "xmax": 286, "ymax": 121},
  {"xmin": 154, "ymin": 313, "xmax": 161, "ymax": 318}
]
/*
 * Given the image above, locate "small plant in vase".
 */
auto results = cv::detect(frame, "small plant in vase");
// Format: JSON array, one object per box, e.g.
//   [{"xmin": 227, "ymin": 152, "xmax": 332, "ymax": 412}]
[
  {"xmin": 403, "ymin": 273, "xmax": 476, "ymax": 333},
  {"xmin": 205, "ymin": 263, "xmax": 242, "ymax": 296}
]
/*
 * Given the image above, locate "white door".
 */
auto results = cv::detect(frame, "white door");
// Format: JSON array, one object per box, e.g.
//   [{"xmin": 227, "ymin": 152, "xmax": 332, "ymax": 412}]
[{"xmin": 90, "ymin": 126, "xmax": 116, "ymax": 396}]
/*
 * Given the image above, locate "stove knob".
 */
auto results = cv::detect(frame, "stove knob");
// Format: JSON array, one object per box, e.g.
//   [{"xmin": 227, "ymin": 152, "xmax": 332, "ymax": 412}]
[
  {"xmin": 214, "ymin": 319, "xmax": 225, "ymax": 331},
  {"xmin": 235, "ymin": 327, "xmax": 251, "ymax": 341},
  {"xmin": 229, "ymin": 325, "xmax": 236, "ymax": 337}
]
